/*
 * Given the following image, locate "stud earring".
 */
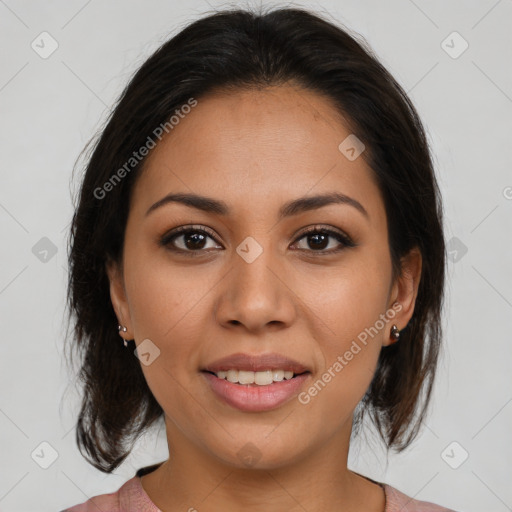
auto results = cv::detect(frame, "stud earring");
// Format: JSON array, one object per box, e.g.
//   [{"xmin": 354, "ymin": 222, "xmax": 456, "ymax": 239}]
[
  {"xmin": 118, "ymin": 324, "xmax": 128, "ymax": 347},
  {"xmin": 390, "ymin": 324, "xmax": 400, "ymax": 342}
]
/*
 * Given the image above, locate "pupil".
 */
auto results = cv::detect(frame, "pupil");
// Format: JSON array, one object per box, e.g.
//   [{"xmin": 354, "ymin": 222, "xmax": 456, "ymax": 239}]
[
  {"xmin": 186, "ymin": 232, "xmax": 206, "ymax": 250},
  {"xmin": 309, "ymin": 233, "xmax": 327, "ymax": 250}
]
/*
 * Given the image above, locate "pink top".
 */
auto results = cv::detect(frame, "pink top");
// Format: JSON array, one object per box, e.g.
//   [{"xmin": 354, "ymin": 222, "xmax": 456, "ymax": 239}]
[{"xmin": 61, "ymin": 471, "xmax": 458, "ymax": 512}]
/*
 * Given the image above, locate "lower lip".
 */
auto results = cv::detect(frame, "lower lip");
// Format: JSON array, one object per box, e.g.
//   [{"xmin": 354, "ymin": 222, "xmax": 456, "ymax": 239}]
[{"xmin": 202, "ymin": 371, "xmax": 310, "ymax": 412}]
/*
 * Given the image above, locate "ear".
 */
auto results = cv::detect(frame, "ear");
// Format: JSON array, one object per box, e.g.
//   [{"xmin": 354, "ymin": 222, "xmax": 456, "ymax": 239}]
[
  {"xmin": 106, "ymin": 258, "xmax": 133, "ymax": 339},
  {"xmin": 384, "ymin": 246, "xmax": 422, "ymax": 347}
]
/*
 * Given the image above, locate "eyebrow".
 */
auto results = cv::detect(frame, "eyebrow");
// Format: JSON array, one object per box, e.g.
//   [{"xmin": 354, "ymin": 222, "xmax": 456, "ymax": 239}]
[{"xmin": 145, "ymin": 191, "xmax": 369, "ymax": 220}]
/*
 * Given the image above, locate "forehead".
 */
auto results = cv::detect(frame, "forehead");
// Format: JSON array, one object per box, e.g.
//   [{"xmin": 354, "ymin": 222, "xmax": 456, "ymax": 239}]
[{"xmin": 131, "ymin": 85, "xmax": 384, "ymax": 222}]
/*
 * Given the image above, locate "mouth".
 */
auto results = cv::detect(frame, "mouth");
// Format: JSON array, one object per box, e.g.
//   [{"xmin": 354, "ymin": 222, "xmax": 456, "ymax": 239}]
[
  {"xmin": 201, "ymin": 369, "xmax": 311, "ymax": 412},
  {"xmin": 200, "ymin": 352, "xmax": 312, "ymax": 411}
]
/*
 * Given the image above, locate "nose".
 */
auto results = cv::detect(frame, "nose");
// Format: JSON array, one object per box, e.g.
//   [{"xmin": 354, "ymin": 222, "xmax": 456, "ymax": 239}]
[{"xmin": 213, "ymin": 240, "xmax": 297, "ymax": 333}]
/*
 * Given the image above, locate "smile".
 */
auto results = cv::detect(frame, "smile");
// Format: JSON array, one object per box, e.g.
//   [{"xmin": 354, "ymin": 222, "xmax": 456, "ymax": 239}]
[{"xmin": 202, "ymin": 370, "xmax": 311, "ymax": 412}]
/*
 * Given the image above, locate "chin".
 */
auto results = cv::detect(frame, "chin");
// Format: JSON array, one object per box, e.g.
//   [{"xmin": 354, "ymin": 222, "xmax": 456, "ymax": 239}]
[{"xmin": 207, "ymin": 437, "xmax": 306, "ymax": 471}]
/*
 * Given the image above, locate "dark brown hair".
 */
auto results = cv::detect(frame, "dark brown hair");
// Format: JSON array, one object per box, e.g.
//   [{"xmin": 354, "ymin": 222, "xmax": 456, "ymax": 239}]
[{"xmin": 66, "ymin": 6, "xmax": 446, "ymax": 473}]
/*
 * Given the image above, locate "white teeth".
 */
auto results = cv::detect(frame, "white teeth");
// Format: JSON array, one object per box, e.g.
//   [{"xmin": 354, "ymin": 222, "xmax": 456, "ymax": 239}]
[
  {"xmin": 255, "ymin": 370, "xmax": 273, "ymax": 385},
  {"xmin": 273, "ymin": 370, "xmax": 284, "ymax": 382},
  {"xmin": 213, "ymin": 369, "xmax": 297, "ymax": 385},
  {"xmin": 226, "ymin": 369, "xmax": 238, "ymax": 383},
  {"xmin": 238, "ymin": 370, "xmax": 255, "ymax": 385}
]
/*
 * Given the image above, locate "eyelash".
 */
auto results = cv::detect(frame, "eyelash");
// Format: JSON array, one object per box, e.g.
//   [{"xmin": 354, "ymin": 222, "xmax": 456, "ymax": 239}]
[{"xmin": 159, "ymin": 224, "xmax": 356, "ymax": 257}]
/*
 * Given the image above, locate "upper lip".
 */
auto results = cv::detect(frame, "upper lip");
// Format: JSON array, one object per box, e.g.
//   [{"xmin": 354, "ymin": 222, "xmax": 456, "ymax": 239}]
[{"xmin": 202, "ymin": 352, "xmax": 310, "ymax": 374}]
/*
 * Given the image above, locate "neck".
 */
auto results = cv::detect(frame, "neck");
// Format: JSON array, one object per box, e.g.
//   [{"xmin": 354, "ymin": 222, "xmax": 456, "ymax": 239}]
[{"xmin": 140, "ymin": 418, "xmax": 385, "ymax": 512}]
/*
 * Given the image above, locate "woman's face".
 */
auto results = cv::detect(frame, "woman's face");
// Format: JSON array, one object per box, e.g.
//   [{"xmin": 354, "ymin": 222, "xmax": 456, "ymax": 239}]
[{"xmin": 108, "ymin": 84, "xmax": 420, "ymax": 469}]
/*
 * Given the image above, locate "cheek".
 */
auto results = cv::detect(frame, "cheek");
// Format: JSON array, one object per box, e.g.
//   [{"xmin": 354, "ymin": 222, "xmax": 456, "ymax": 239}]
[
  {"xmin": 297, "ymin": 252, "xmax": 392, "ymax": 346},
  {"xmin": 123, "ymin": 255, "xmax": 210, "ymax": 415},
  {"xmin": 123, "ymin": 242, "xmax": 211, "ymax": 340},
  {"xmin": 122, "ymin": 245, "xmax": 216, "ymax": 385},
  {"xmin": 295, "ymin": 254, "xmax": 391, "ymax": 408}
]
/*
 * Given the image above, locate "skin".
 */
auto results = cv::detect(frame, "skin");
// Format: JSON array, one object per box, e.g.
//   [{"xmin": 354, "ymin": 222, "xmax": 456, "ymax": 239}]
[{"xmin": 107, "ymin": 83, "xmax": 422, "ymax": 512}]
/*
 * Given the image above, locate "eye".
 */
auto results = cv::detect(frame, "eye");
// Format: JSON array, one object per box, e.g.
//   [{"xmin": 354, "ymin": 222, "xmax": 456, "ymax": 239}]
[
  {"xmin": 159, "ymin": 224, "xmax": 355, "ymax": 257},
  {"xmin": 159, "ymin": 225, "xmax": 222, "ymax": 254},
  {"xmin": 291, "ymin": 225, "xmax": 355, "ymax": 254}
]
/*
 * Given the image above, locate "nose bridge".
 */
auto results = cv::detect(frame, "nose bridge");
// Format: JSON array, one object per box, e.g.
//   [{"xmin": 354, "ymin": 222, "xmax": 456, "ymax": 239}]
[
  {"xmin": 233, "ymin": 233, "xmax": 281, "ymax": 304},
  {"xmin": 215, "ymin": 233, "xmax": 295, "ymax": 330}
]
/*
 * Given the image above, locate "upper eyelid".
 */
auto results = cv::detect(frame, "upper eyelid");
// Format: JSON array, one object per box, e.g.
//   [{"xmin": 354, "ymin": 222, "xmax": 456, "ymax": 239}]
[{"xmin": 295, "ymin": 224, "xmax": 349, "ymax": 238}]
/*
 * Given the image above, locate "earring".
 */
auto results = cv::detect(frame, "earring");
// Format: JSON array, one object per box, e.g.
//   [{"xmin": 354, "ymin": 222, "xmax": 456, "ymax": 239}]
[
  {"xmin": 390, "ymin": 324, "xmax": 400, "ymax": 342},
  {"xmin": 118, "ymin": 324, "xmax": 128, "ymax": 347}
]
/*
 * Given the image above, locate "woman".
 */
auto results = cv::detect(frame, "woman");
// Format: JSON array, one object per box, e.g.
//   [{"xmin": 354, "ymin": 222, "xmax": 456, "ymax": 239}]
[{"xmin": 62, "ymin": 6, "xmax": 457, "ymax": 512}]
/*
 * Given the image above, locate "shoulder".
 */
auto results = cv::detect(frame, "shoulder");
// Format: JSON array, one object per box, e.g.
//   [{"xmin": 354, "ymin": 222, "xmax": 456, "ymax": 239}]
[
  {"xmin": 60, "ymin": 484, "xmax": 120, "ymax": 512},
  {"xmin": 61, "ymin": 476, "xmax": 160, "ymax": 512},
  {"xmin": 384, "ymin": 483, "xmax": 459, "ymax": 512}
]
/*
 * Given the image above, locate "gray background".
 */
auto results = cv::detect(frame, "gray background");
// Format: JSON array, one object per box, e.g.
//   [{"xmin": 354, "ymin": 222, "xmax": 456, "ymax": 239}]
[{"xmin": 0, "ymin": 0, "xmax": 511, "ymax": 511}]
